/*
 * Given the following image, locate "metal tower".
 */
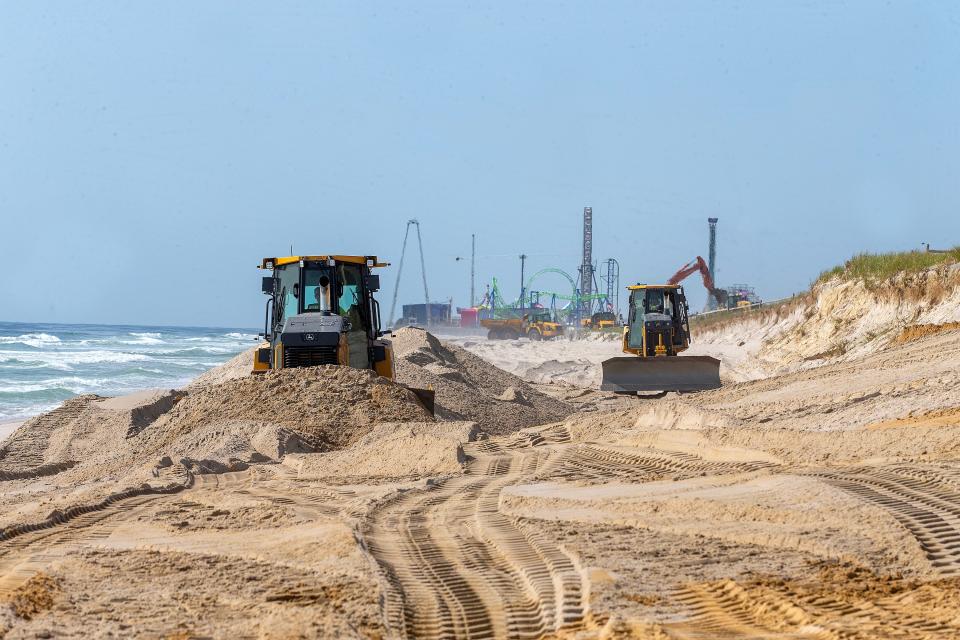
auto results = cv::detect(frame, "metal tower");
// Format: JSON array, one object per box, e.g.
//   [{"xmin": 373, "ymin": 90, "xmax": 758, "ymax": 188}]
[
  {"xmin": 580, "ymin": 207, "xmax": 593, "ymax": 315},
  {"xmin": 387, "ymin": 219, "xmax": 431, "ymax": 327},
  {"xmin": 707, "ymin": 217, "xmax": 719, "ymax": 310},
  {"xmin": 470, "ymin": 234, "xmax": 476, "ymax": 307},
  {"xmin": 600, "ymin": 258, "xmax": 620, "ymax": 316}
]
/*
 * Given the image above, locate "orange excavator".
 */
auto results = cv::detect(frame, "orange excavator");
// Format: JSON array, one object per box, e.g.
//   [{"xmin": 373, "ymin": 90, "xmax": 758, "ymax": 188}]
[{"xmin": 667, "ymin": 257, "xmax": 727, "ymax": 308}]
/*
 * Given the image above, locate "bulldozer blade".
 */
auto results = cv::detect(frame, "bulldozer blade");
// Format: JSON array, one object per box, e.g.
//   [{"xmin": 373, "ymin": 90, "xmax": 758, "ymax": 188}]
[{"xmin": 600, "ymin": 356, "xmax": 721, "ymax": 393}]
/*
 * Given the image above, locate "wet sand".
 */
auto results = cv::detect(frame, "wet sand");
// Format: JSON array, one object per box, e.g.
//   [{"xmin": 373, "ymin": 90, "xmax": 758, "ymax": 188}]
[{"xmin": 0, "ymin": 420, "xmax": 22, "ymax": 445}]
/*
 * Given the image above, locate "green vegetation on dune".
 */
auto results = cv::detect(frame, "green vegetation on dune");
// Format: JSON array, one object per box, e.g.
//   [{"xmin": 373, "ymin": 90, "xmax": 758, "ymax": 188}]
[
  {"xmin": 816, "ymin": 248, "xmax": 960, "ymax": 284},
  {"xmin": 691, "ymin": 247, "xmax": 959, "ymax": 334}
]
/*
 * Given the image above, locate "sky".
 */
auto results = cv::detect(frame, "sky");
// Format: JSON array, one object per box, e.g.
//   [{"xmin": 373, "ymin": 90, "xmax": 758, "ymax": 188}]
[{"xmin": 1, "ymin": 1, "xmax": 958, "ymax": 327}]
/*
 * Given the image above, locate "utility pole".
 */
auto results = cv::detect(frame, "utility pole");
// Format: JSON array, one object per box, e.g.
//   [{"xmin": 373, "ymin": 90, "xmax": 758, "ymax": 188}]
[
  {"xmin": 707, "ymin": 217, "xmax": 719, "ymax": 311},
  {"xmin": 519, "ymin": 254, "xmax": 527, "ymax": 312},
  {"xmin": 470, "ymin": 234, "xmax": 476, "ymax": 308}
]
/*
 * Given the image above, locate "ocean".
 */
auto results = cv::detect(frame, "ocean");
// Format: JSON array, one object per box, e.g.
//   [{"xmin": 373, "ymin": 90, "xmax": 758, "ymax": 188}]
[{"xmin": 0, "ymin": 321, "xmax": 258, "ymax": 422}]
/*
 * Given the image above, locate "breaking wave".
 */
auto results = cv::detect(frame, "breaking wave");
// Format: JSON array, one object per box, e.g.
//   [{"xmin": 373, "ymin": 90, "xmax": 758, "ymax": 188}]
[{"xmin": 0, "ymin": 321, "xmax": 255, "ymax": 421}]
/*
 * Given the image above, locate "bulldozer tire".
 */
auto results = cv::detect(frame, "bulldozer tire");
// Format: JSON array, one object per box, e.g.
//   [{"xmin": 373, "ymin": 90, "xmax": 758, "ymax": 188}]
[
  {"xmin": 527, "ymin": 329, "xmax": 542, "ymax": 341},
  {"xmin": 487, "ymin": 329, "xmax": 500, "ymax": 340}
]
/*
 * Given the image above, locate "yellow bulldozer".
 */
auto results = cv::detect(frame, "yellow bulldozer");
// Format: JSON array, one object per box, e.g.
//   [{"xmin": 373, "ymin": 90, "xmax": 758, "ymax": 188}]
[
  {"xmin": 600, "ymin": 284, "xmax": 721, "ymax": 393},
  {"xmin": 252, "ymin": 255, "xmax": 434, "ymax": 412}
]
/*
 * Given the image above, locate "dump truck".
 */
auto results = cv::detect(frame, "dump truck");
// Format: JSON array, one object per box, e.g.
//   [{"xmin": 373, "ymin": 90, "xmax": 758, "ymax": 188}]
[
  {"xmin": 253, "ymin": 254, "xmax": 434, "ymax": 412},
  {"xmin": 481, "ymin": 309, "xmax": 564, "ymax": 340},
  {"xmin": 600, "ymin": 284, "xmax": 721, "ymax": 393},
  {"xmin": 582, "ymin": 311, "xmax": 618, "ymax": 330}
]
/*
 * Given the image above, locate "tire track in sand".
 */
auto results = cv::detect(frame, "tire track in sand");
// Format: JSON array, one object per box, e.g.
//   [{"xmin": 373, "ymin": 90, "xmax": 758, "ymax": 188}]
[
  {"xmin": 362, "ymin": 432, "xmax": 588, "ymax": 639},
  {"xmin": 670, "ymin": 577, "xmax": 960, "ymax": 639},
  {"xmin": 0, "ymin": 470, "xmax": 245, "ymax": 597},
  {"xmin": 804, "ymin": 464, "xmax": 960, "ymax": 575},
  {"xmin": 361, "ymin": 427, "xmax": 775, "ymax": 639}
]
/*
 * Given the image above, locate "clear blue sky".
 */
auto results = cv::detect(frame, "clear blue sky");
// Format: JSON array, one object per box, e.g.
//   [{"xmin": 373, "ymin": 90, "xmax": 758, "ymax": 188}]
[{"xmin": 2, "ymin": 1, "xmax": 958, "ymax": 326}]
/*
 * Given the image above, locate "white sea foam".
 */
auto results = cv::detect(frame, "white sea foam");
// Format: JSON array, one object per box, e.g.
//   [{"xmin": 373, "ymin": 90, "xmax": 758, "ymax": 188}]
[
  {"xmin": 0, "ymin": 350, "xmax": 151, "ymax": 366},
  {"xmin": 0, "ymin": 333, "xmax": 62, "ymax": 348},
  {"xmin": 0, "ymin": 377, "xmax": 112, "ymax": 394},
  {"xmin": 1, "ymin": 323, "xmax": 255, "ymax": 419},
  {"xmin": 122, "ymin": 332, "xmax": 165, "ymax": 345}
]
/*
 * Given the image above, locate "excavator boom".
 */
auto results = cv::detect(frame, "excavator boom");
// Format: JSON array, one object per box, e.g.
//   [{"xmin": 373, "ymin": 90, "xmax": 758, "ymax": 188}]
[{"xmin": 668, "ymin": 256, "xmax": 726, "ymax": 307}]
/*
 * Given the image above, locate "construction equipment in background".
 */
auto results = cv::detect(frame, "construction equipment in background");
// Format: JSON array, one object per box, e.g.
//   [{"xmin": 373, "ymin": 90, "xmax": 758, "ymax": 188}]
[
  {"xmin": 667, "ymin": 256, "xmax": 728, "ymax": 308},
  {"xmin": 600, "ymin": 284, "xmax": 721, "ymax": 393},
  {"xmin": 582, "ymin": 311, "xmax": 618, "ymax": 330},
  {"xmin": 481, "ymin": 309, "xmax": 564, "ymax": 340},
  {"xmin": 725, "ymin": 284, "xmax": 762, "ymax": 309},
  {"xmin": 253, "ymin": 255, "xmax": 434, "ymax": 413}
]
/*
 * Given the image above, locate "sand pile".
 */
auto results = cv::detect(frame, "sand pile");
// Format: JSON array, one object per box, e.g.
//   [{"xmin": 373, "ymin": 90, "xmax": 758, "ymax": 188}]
[
  {"xmin": 391, "ymin": 327, "xmax": 573, "ymax": 434},
  {"xmin": 188, "ymin": 346, "xmax": 257, "ymax": 388},
  {"xmin": 144, "ymin": 365, "xmax": 432, "ymax": 452},
  {"xmin": 0, "ymin": 366, "xmax": 433, "ymax": 487},
  {"xmin": 285, "ymin": 421, "xmax": 478, "ymax": 481}
]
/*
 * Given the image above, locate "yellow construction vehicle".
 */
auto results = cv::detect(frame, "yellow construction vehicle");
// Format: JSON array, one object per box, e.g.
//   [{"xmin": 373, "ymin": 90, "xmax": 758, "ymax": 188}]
[
  {"xmin": 600, "ymin": 284, "xmax": 720, "ymax": 393},
  {"xmin": 581, "ymin": 311, "xmax": 618, "ymax": 330},
  {"xmin": 481, "ymin": 309, "xmax": 564, "ymax": 340},
  {"xmin": 253, "ymin": 255, "xmax": 434, "ymax": 411}
]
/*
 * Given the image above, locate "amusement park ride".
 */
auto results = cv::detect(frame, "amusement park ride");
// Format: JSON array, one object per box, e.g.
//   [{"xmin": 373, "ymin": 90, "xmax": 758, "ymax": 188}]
[{"xmin": 476, "ymin": 265, "xmax": 619, "ymax": 327}]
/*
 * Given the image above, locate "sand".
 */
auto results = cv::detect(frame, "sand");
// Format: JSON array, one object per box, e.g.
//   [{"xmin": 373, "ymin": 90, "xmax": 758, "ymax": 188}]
[
  {"xmin": 4, "ymin": 275, "xmax": 960, "ymax": 639},
  {"xmin": 0, "ymin": 422, "xmax": 21, "ymax": 446},
  {"xmin": 391, "ymin": 327, "xmax": 573, "ymax": 434}
]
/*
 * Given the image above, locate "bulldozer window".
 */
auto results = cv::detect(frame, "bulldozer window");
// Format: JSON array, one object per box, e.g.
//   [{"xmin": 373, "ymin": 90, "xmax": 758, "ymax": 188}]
[
  {"xmin": 337, "ymin": 263, "xmax": 370, "ymax": 368},
  {"xmin": 337, "ymin": 264, "xmax": 363, "ymax": 316},
  {"xmin": 276, "ymin": 266, "xmax": 299, "ymax": 322},
  {"xmin": 303, "ymin": 267, "xmax": 335, "ymax": 313}
]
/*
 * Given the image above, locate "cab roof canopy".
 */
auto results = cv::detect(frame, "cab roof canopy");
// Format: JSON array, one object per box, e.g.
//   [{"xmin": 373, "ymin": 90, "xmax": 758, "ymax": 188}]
[
  {"xmin": 626, "ymin": 284, "xmax": 681, "ymax": 291},
  {"xmin": 259, "ymin": 255, "xmax": 389, "ymax": 270}
]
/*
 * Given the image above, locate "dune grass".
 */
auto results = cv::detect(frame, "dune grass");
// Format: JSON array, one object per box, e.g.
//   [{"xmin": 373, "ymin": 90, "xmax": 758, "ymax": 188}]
[{"xmin": 816, "ymin": 247, "xmax": 960, "ymax": 285}]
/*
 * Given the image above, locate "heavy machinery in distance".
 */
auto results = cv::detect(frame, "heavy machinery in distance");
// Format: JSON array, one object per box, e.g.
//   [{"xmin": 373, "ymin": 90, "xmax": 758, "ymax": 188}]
[
  {"xmin": 582, "ymin": 311, "xmax": 618, "ymax": 330},
  {"xmin": 481, "ymin": 309, "xmax": 564, "ymax": 340},
  {"xmin": 600, "ymin": 284, "xmax": 721, "ymax": 393},
  {"xmin": 252, "ymin": 254, "xmax": 434, "ymax": 412},
  {"xmin": 668, "ymin": 257, "xmax": 762, "ymax": 310},
  {"xmin": 667, "ymin": 256, "xmax": 727, "ymax": 308}
]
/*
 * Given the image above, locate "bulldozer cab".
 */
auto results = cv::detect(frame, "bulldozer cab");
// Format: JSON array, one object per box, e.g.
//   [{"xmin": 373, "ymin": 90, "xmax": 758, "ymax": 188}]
[
  {"xmin": 527, "ymin": 309, "xmax": 553, "ymax": 324},
  {"xmin": 257, "ymin": 256, "xmax": 390, "ymax": 373},
  {"xmin": 625, "ymin": 285, "xmax": 690, "ymax": 355}
]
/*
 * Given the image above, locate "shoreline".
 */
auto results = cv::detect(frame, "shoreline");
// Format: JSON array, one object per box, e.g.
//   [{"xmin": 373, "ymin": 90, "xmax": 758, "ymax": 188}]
[{"xmin": 0, "ymin": 419, "xmax": 24, "ymax": 444}]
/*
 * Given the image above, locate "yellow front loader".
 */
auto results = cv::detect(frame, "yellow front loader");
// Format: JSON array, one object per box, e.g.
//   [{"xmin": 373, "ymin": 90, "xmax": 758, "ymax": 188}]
[
  {"xmin": 600, "ymin": 284, "xmax": 720, "ymax": 393},
  {"xmin": 253, "ymin": 255, "xmax": 433, "ymax": 413}
]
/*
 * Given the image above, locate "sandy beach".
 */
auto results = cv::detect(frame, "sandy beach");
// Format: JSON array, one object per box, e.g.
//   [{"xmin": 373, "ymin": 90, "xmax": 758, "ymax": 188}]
[
  {"xmin": 0, "ymin": 421, "xmax": 21, "ymax": 446},
  {"xmin": 1, "ymin": 266, "xmax": 960, "ymax": 638}
]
